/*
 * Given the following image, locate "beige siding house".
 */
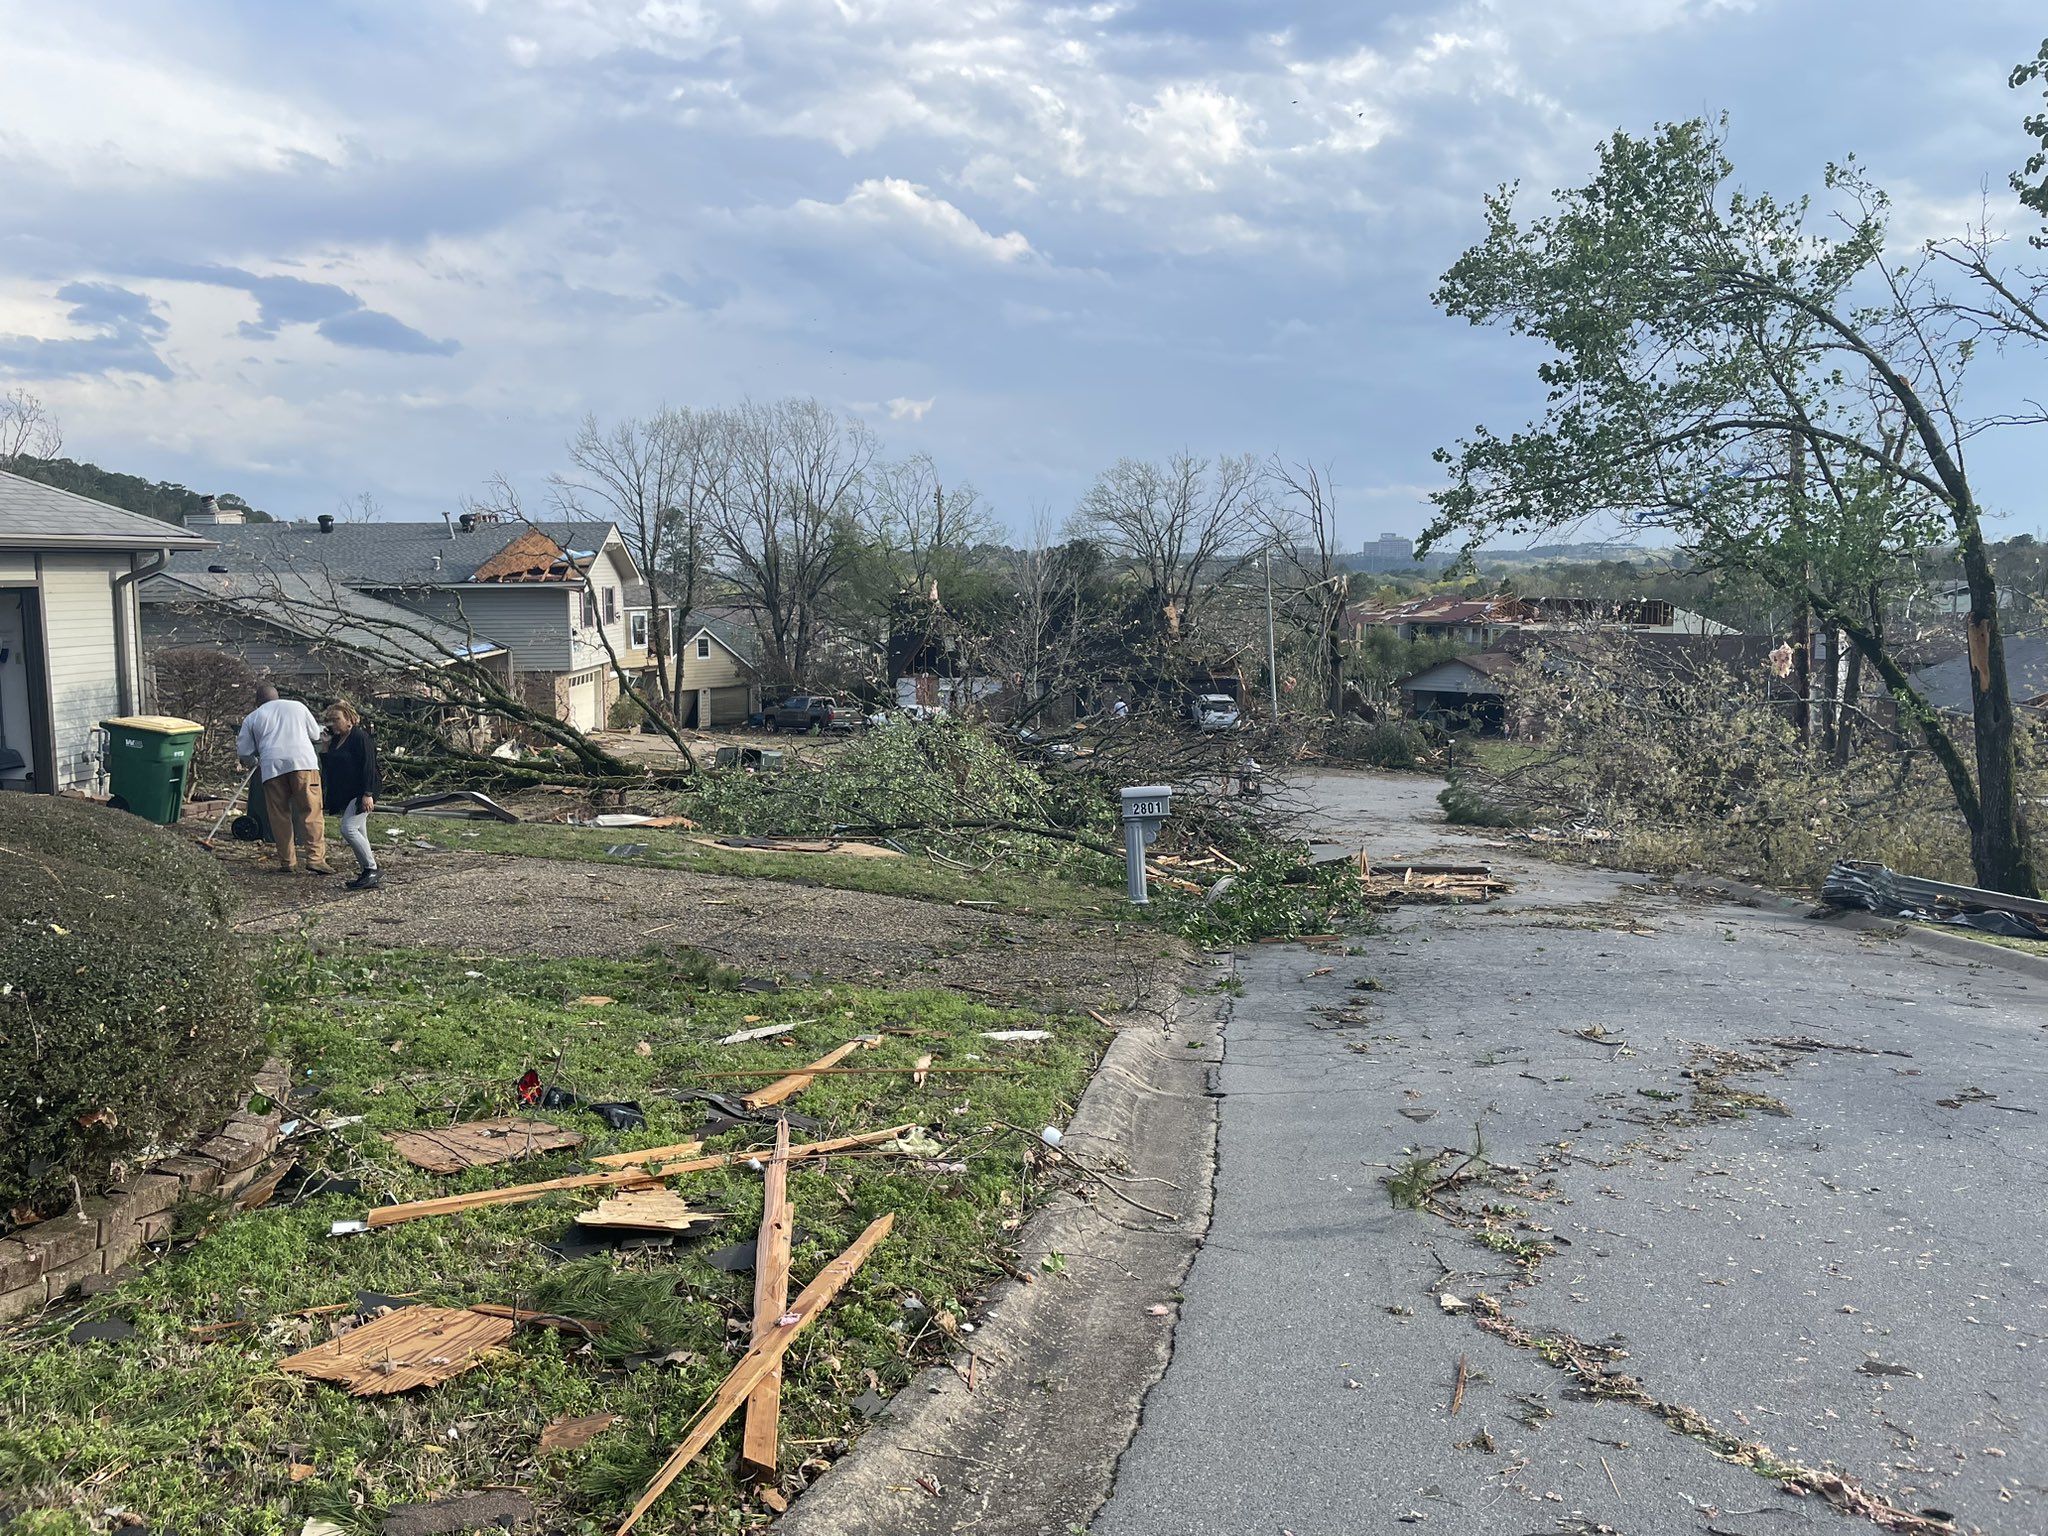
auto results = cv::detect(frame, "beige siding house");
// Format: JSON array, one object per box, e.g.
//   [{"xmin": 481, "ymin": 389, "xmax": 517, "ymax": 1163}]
[
  {"xmin": 675, "ymin": 621, "xmax": 758, "ymax": 727},
  {"xmin": 0, "ymin": 470, "xmax": 211, "ymax": 792}
]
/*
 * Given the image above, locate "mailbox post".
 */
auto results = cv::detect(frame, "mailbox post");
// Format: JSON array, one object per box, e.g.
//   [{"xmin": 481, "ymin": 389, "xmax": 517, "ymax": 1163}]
[{"xmin": 1119, "ymin": 784, "xmax": 1173, "ymax": 904}]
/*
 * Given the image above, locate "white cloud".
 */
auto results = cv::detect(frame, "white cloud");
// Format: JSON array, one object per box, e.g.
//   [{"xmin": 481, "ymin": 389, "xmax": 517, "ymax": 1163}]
[
  {"xmin": 885, "ymin": 396, "xmax": 935, "ymax": 421},
  {"xmin": 787, "ymin": 179, "xmax": 1037, "ymax": 264}
]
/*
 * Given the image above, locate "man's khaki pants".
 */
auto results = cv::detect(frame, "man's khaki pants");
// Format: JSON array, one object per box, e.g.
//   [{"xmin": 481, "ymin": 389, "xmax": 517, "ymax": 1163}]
[{"xmin": 263, "ymin": 769, "xmax": 329, "ymax": 871}]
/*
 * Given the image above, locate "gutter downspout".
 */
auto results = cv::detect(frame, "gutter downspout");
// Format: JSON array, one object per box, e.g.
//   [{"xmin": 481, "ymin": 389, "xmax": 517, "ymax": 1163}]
[{"xmin": 111, "ymin": 549, "xmax": 170, "ymax": 715}]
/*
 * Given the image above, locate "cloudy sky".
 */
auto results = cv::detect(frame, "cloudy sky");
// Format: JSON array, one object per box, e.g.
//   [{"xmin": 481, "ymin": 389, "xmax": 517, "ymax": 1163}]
[{"xmin": 0, "ymin": 0, "xmax": 2042, "ymax": 543}]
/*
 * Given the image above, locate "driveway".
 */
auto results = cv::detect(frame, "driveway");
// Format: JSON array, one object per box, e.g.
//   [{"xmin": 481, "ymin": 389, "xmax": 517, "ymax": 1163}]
[{"xmin": 1094, "ymin": 770, "xmax": 2048, "ymax": 1536}]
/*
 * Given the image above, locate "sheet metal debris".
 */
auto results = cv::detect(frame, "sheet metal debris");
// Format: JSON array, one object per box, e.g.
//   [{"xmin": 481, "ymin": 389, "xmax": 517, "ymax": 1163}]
[
  {"xmin": 395, "ymin": 790, "xmax": 519, "ymax": 822},
  {"xmin": 1822, "ymin": 859, "xmax": 2048, "ymax": 940}
]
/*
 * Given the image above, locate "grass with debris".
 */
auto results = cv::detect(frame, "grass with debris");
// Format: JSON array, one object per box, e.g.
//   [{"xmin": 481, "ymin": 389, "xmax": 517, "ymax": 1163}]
[
  {"xmin": 375, "ymin": 815, "xmax": 1127, "ymax": 922},
  {"xmin": 0, "ymin": 942, "xmax": 1111, "ymax": 1535}
]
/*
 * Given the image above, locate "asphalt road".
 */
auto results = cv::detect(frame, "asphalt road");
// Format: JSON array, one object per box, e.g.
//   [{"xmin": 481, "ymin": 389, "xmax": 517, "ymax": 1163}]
[{"xmin": 1092, "ymin": 770, "xmax": 2048, "ymax": 1536}]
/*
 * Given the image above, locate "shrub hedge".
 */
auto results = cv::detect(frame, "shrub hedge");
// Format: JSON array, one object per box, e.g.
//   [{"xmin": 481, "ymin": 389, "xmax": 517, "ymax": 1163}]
[{"xmin": 0, "ymin": 796, "xmax": 260, "ymax": 1214}]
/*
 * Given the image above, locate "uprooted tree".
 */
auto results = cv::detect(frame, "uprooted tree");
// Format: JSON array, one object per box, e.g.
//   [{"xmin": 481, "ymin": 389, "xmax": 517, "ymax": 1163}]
[{"xmin": 1425, "ymin": 111, "xmax": 2047, "ymax": 895}]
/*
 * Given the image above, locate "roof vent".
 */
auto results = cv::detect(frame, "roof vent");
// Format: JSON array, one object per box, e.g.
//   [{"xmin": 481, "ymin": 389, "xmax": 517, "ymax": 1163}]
[
  {"xmin": 430, "ymin": 553, "xmax": 443, "ymax": 573},
  {"xmin": 184, "ymin": 494, "xmax": 246, "ymax": 528},
  {"xmin": 458, "ymin": 511, "xmax": 476, "ymax": 533},
  {"xmin": 317, "ymin": 513, "xmax": 335, "ymax": 533},
  {"xmin": 207, "ymin": 563, "xmax": 229, "ymax": 574}
]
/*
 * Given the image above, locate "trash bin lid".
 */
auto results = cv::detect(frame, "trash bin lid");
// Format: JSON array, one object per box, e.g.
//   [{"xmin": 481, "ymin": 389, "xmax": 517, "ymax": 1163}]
[{"xmin": 102, "ymin": 715, "xmax": 205, "ymax": 735}]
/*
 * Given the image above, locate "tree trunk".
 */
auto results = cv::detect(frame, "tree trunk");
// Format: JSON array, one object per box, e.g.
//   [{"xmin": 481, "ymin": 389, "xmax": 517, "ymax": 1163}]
[
  {"xmin": 1956, "ymin": 523, "xmax": 2040, "ymax": 895},
  {"xmin": 1831, "ymin": 639, "xmax": 1862, "ymax": 769}
]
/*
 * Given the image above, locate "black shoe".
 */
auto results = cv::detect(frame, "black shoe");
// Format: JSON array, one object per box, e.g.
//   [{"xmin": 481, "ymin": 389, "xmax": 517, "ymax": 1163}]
[{"xmin": 346, "ymin": 870, "xmax": 383, "ymax": 891}]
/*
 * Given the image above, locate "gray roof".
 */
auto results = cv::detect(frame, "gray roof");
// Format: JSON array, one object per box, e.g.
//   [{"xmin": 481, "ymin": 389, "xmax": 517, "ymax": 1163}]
[
  {"xmin": 141, "ymin": 569, "xmax": 507, "ymax": 667},
  {"xmin": 692, "ymin": 613, "xmax": 757, "ymax": 665},
  {"xmin": 165, "ymin": 518, "xmax": 620, "ymax": 588},
  {"xmin": 0, "ymin": 468, "xmax": 213, "ymax": 551},
  {"xmin": 1909, "ymin": 634, "xmax": 2048, "ymax": 715}
]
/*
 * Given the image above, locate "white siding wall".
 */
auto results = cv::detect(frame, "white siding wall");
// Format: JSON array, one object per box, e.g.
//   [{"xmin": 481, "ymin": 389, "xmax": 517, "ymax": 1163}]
[
  {"xmin": 40, "ymin": 553, "xmax": 124, "ymax": 789},
  {"xmin": 570, "ymin": 545, "xmax": 638, "ymax": 672},
  {"xmin": 400, "ymin": 587, "xmax": 576, "ymax": 672}
]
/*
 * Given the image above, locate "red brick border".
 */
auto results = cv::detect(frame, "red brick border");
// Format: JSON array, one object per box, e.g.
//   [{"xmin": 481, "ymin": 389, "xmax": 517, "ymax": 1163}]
[{"xmin": 0, "ymin": 1056, "xmax": 293, "ymax": 1322}]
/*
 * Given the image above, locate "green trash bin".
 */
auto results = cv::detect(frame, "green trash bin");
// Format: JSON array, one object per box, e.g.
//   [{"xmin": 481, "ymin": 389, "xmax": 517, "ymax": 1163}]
[{"xmin": 101, "ymin": 715, "xmax": 204, "ymax": 825}]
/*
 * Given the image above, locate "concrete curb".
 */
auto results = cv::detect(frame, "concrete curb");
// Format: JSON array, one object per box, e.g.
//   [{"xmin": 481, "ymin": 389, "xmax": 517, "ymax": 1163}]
[
  {"xmin": 776, "ymin": 984, "xmax": 1224, "ymax": 1536},
  {"xmin": 1672, "ymin": 872, "xmax": 2048, "ymax": 984}
]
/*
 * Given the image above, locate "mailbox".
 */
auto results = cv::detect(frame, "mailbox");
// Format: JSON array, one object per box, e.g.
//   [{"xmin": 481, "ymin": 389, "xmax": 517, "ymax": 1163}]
[{"xmin": 1119, "ymin": 785, "xmax": 1173, "ymax": 904}]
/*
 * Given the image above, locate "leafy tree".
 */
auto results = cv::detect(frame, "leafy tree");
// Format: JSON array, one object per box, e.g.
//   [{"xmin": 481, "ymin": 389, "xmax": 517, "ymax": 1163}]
[
  {"xmin": 1425, "ymin": 118, "xmax": 2045, "ymax": 895},
  {"xmin": 2014, "ymin": 39, "xmax": 2048, "ymax": 241}
]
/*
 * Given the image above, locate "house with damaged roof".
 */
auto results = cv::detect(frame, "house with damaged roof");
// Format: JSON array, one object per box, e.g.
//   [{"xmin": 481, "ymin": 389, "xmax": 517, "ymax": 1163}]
[{"xmin": 139, "ymin": 504, "xmax": 647, "ymax": 732}]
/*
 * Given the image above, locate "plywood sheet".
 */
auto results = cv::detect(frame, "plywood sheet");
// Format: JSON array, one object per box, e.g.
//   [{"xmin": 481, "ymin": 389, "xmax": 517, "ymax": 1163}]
[
  {"xmin": 278, "ymin": 1306, "xmax": 516, "ymax": 1395},
  {"xmin": 388, "ymin": 1117, "xmax": 584, "ymax": 1174}
]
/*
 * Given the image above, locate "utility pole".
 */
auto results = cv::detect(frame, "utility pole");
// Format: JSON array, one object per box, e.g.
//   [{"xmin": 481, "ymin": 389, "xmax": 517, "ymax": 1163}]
[{"xmin": 1263, "ymin": 549, "xmax": 1280, "ymax": 720}]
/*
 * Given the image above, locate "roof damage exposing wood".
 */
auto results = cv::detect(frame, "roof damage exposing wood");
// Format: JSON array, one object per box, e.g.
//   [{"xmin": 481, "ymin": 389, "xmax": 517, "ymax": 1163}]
[
  {"xmin": 278, "ymin": 1306, "xmax": 517, "ymax": 1395},
  {"xmin": 387, "ymin": 1117, "xmax": 585, "ymax": 1174},
  {"xmin": 468, "ymin": 526, "xmax": 587, "ymax": 584}
]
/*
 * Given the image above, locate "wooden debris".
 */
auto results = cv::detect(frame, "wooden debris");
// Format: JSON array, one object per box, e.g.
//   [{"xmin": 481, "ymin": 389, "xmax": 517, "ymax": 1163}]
[
  {"xmin": 742, "ymin": 1119, "xmax": 792, "ymax": 1477},
  {"xmin": 740, "ymin": 1039, "xmax": 872, "ymax": 1110},
  {"xmin": 591, "ymin": 1139, "xmax": 705, "ymax": 1168},
  {"xmin": 540, "ymin": 1412, "xmax": 620, "ymax": 1452},
  {"xmin": 364, "ymin": 1167, "xmax": 664, "ymax": 1229},
  {"xmin": 696, "ymin": 836, "xmax": 902, "ymax": 859},
  {"xmin": 576, "ymin": 1189, "xmax": 727, "ymax": 1234},
  {"xmin": 718, "ymin": 1020, "xmax": 796, "ymax": 1045},
  {"xmin": 1360, "ymin": 863, "xmax": 1508, "ymax": 904},
  {"xmin": 617, "ymin": 1214, "xmax": 895, "ymax": 1534},
  {"xmin": 364, "ymin": 1127, "xmax": 913, "ymax": 1229},
  {"xmin": 277, "ymin": 1305, "xmax": 516, "ymax": 1395},
  {"xmin": 690, "ymin": 1065, "xmax": 1012, "ymax": 1081},
  {"xmin": 1451, "ymin": 1354, "xmax": 1468, "ymax": 1415},
  {"xmin": 235, "ymin": 1157, "xmax": 297, "ymax": 1210},
  {"xmin": 387, "ymin": 1117, "xmax": 585, "ymax": 1174},
  {"xmin": 575, "ymin": 995, "xmax": 616, "ymax": 1007}
]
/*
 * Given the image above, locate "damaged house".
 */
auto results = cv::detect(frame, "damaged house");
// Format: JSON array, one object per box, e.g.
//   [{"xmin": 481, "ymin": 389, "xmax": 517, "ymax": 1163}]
[
  {"xmin": 140, "ymin": 506, "xmax": 644, "ymax": 732},
  {"xmin": 0, "ymin": 468, "xmax": 212, "ymax": 792}
]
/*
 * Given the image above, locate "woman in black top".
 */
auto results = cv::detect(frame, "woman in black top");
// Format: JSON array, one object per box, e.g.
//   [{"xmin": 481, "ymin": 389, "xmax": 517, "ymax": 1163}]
[{"xmin": 320, "ymin": 702, "xmax": 383, "ymax": 890}]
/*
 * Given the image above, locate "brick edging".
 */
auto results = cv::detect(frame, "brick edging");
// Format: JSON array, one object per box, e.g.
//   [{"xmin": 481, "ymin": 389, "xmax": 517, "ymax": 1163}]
[{"xmin": 0, "ymin": 1056, "xmax": 293, "ymax": 1322}]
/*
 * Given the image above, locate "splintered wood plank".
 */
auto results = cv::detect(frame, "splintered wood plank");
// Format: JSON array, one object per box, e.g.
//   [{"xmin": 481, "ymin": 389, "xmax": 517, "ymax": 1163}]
[
  {"xmin": 361, "ymin": 1127, "xmax": 914, "ymax": 1229},
  {"xmin": 575, "ymin": 1189, "xmax": 727, "ymax": 1234},
  {"xmin": 592, "ymin": 1139, "xmax": 705, "ymax": 1168},
  {"xmin": 739, "ymin": 1039, "xmax": 868, "ymax": 1110},
  {"xmin": 741, "ymin": 1118, "xmax": 792, "ymax": 1477},
  {"xmin": 278, "ymin": 1306, "xmax": 516, "ymax": 1395},
  {"xmin": 364, "ymin": 1167, "xmax": 663, "ymax": 1228},
  {"xmin": 387, "ymin": 1117, "xmax": 585, "ymax": 1174},
  {"xmin": 616, "ymin": 1213, "xmax": 895, "ymax": 1535}
]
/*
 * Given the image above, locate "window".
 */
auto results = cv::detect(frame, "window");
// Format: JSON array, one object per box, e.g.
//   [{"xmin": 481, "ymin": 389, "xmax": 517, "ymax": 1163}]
[
  {"xmin": 603, "ymin": 587, "xmax": 619, "ymax": 623},
  {"xmin": 579, "ymin": 591, "xmax": 596, "ymax": 628},
  {"xmin": 696, "ymin": 635, "xmax": 711, "ymax": 660},
  {"xmin": 629, "ymin": 612, "xmax": 649, "ymax": 650}
]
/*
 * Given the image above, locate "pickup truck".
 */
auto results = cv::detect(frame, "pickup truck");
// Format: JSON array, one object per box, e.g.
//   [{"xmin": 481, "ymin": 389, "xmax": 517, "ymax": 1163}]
[{"xmin": 762, "ymin": 694, "xmax": 850, "ymax": 732}]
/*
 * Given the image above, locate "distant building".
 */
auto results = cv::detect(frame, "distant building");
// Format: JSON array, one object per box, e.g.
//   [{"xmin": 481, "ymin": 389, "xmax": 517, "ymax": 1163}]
[
  {"xmin": 1356, "ymin": 532, "xmax": 1417, "ymax": 573},
  {"xmin": 1344, "ymin": 594, "xmax": 1737, "ymax": 649}
]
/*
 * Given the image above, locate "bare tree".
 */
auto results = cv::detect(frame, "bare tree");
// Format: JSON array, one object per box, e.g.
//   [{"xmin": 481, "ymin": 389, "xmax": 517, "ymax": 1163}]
[
  {"xmin": 335, "ymin": 490, "xmax": 382, "ymax": 523},
  {"xmin": 467, "ymin": 472, "xmax": 699, "ymax": 769},
  {"xmin": 0, "ymin": 389, "xmax": 61, "ymax": 467},
  {"xmin": 549, "ymin": 409, "xmax": 724, "ymax": 715},
  {"xmin": 702, "ymin": 398, "xmax": 875, "ymax": 684},
  {"xmin": 1074, "ymin": 452, "xmax": 1264, "ymax": 660},
  {"xmin": 1264, "ymin": 458, "xmax": 1352, "ymax": 716},
  {"xmin": 864, "ymin": 454, "xmax": 995, "ymax": 599}
]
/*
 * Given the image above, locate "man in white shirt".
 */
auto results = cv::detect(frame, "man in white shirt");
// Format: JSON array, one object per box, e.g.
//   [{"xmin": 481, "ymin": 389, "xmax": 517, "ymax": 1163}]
[{"xmin": 235, "ymin": 683, "xmax": 333, "ymax": 874}]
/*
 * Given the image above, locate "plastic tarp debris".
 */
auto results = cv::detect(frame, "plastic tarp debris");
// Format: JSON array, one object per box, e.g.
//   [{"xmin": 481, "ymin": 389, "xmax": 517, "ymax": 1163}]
[{"xmin": 1821, "ymin": 860, "xmax": 2048, "ymax": 941}]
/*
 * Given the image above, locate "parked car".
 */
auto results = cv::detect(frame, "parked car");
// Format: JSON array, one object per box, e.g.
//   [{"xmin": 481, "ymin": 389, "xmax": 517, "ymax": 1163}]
[
  {"xmin": 1008, "ymin": 725, "xmax": 1078, "ymax": 763},
  {"xmin": 763, "ymin": 694, "xmax": 851, "ymax": 732},
  {"xmin": 1189, "ymin": 693, "xmax": 1241, "ymax": 732}
]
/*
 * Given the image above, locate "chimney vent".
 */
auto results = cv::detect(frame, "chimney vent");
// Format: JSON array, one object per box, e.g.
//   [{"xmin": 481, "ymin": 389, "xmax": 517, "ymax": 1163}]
[
  {"xmin": 430, "ymin": 553, "xmax": 443, "ymax": 573},
  {"xmin": 184, "ymin": 494, "xmax": 246, "ymax": 528},
  {"xmin": 317, "ymin": 513, "xmax": 335, "ymax": 533}
]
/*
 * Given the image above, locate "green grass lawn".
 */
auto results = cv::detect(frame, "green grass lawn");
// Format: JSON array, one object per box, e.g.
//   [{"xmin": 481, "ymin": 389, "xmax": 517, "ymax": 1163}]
[
  {"xmin": 0, "ymin": 945, "xmax": 1109, "ymax": 1535},
  {"xmin": 364, "ymin": 815, "xmax": 1127, "ymax": 922}
]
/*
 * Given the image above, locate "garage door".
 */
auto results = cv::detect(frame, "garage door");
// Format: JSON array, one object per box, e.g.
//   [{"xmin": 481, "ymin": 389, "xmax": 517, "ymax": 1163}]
[
  {"xmin": 707, "ymin": 685, "xmax": 751, "ymax": 725},
  {"xmin": 564, "ymin": 671, "xmax": 603, "ymax": 732}
]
